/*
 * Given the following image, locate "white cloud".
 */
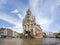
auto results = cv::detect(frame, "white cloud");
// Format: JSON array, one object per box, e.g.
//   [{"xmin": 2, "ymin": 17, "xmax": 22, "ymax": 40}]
[
  {"xmin": 40, "ymin": 19, "xmax": 51, "ymax": 26},
  {"xmin": 11, "ymin": 9, "xmax": 24, "ymax": 20},
  {"xmin": 36, "ymin": 16, "xmax": 53, "ymax": 32},
  {"xmin": 0, "ymin": 13, "xmax": 18, "ymax": 25},
  {"xmin": 12, "ymin": 23, "xmax": 23, "ymax": 33},
  {"xmin": 18, "ymin": 13, "xmax": 23, "ymax": 19},
  {"xmin": 55, "ymin": 0, "xmax": 60, "ymax": 6},
  {"xmin": 0, "ymin": 12, "xmax": 23, "ymax": 33},
  {"xmin": 56, "ymin": 0, "xmax": 60, "ymax": 3},
  {"xmin": 50, "ymin": 5, "xmax": 55, "ymax": 13},
  {"xmin": 29, "ymin": 0, "xmax": 39, "ymax": 8},
  {"xmin": 11, "ymin": 9, "xmax": 19, "ymax": 14},
  {"xmin": 11, "ymin": 9, "xmax": 23, "ymax": 32},
  {"xmin": 29, "ymin": 0, "xmax": 55, "ymax": 32},
  {"xmin": 0, "ymin": 0, "xmax": 60, "ymax": 33}
]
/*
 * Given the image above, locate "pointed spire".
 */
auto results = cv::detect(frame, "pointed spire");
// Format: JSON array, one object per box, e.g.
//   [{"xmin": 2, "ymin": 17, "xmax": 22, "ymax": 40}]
[
  {"xmin": 26, "ymin": 8, "xmax": 31, "ymax": 15},
  {"xmin": 27, "ymin": 8, "xmax": 31, "ymax": 12}
]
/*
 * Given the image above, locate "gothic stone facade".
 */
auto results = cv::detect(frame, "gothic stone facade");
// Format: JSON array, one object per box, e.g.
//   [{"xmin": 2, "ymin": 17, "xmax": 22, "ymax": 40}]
[{"xmin": 22, "ymin": 9, "xmax": 43, "ymax": 38}]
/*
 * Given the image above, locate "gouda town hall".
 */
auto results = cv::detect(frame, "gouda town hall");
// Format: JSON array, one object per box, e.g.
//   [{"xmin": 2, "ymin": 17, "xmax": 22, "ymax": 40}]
[{"xmin": 22, "ymin": 9, "xmax": 43, "ymax": 38}]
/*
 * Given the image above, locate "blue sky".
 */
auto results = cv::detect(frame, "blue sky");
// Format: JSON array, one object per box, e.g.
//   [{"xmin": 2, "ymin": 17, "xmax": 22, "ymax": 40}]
[{"xmin": 0, "ymin": 0, "xmax": 60, "ymax": 33}]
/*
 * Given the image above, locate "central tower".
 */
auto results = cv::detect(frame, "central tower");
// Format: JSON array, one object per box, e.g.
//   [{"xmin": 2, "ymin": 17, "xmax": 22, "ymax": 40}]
[
  {"xmin": 22, "ymin": 9, "xmax": 36, "ymax": 38},
  {"xmin": 22, "ymin": 9, "xmax": 43, "ymax": 38}
]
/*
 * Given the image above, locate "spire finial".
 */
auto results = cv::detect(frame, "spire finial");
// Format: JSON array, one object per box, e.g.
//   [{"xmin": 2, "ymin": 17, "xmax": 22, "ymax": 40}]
[
  {"xmin": 26, "ymin": 8, "xmax": 31, "ymax": 15},
  {"xmin": 27, "ymin": 8, "xmax": 31, "ymax": 12}
]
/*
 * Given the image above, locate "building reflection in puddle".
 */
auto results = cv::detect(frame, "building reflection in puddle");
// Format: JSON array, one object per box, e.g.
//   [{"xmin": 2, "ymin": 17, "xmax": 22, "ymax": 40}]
[{"xmin": 22, "ymin": 39, "xmax": 43, "ymax": 45}]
